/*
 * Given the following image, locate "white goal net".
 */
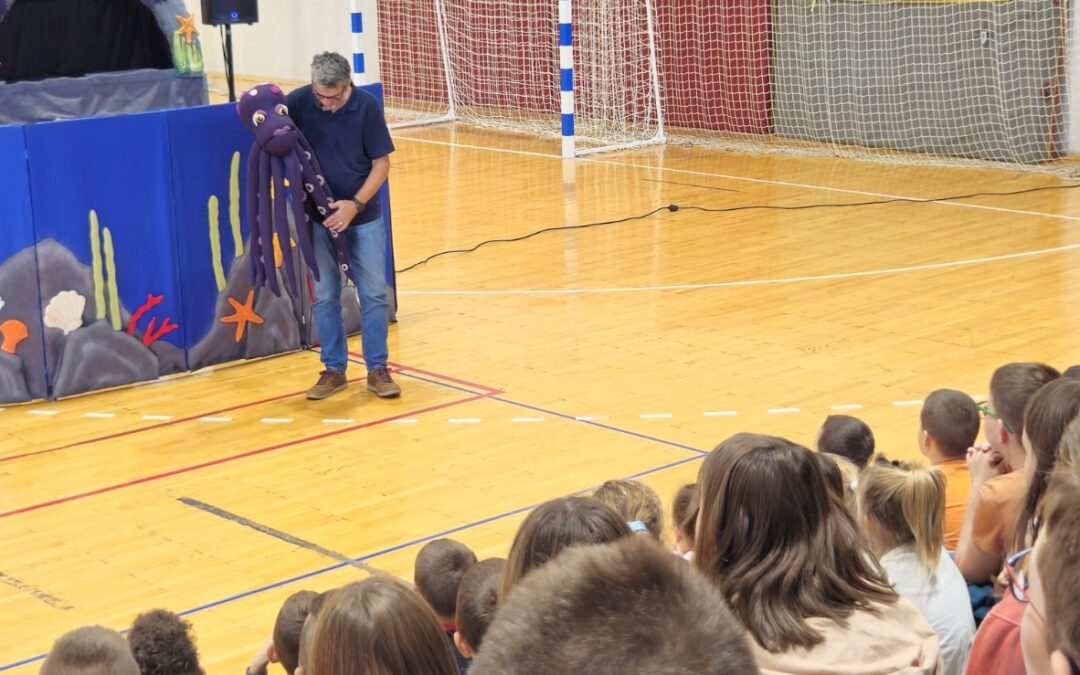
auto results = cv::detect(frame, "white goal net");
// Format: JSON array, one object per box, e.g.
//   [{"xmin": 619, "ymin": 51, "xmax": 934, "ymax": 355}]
[
  {"xmin": 376, "ymin": 0, "xmax": 665, "ymax": 155},
  {"xmin": 378, "ymin": 0, "xmax": 1070, "ymax": 169}
]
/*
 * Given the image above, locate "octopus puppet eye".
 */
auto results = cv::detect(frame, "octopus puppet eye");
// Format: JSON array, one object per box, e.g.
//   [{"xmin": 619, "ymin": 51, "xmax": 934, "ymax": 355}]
[
  {"xmin": 252, "ymin": 111, "xmax": 267, "ymax": 126},
  {"xmin": 276, "ymin": 104, "xmax": 289, "ymax": 116}
]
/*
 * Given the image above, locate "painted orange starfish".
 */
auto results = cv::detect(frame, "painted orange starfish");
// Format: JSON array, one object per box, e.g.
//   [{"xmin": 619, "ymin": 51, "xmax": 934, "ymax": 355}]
[
  {"xmin": 175, "ymin": 14, "xmax": 198, "ymax": 45},
  {"xmin": 221, "ymin": 289, "xmax": 264, "ymax": 342}
]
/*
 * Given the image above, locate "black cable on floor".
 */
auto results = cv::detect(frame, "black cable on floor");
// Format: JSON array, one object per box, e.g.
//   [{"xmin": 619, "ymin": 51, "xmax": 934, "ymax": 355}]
[{"xmin": 395, "ymin": 182, "xmax": 1080, "ymax": 274}]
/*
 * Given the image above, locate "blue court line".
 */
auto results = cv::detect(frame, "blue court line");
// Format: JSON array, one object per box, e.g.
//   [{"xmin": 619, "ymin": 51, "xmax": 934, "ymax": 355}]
[
  {"xmin": 1, "ymin": 359, "xmax": 707, "ymax": 672},
  {"xmin": 343, "ymin": 355, "xmax": 706, "ymax": 458},
  {"xmin": 489, "ymin": 396, "xmax": 707, "ymax": 457},
  {"xmin": 0, "ymin": 453, "xmax": 703, "ymax": 672}
]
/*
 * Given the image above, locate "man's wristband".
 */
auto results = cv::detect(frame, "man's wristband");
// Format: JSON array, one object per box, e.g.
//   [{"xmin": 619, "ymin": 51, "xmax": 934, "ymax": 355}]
[{"xmin": 351, "ymin": 197, "xmax": 365, "ymax": 211}]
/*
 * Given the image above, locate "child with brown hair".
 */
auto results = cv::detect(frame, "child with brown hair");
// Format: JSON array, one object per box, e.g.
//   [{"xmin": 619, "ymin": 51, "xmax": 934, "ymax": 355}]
[
  {"xmin": 500, "ymin": 496, "xmax": 630, "ymax": 598},
  {"xmin": 453, "ymin": 558, "xmax": 505, "ymax": 663},
  {"xmin": 917, "ymin": 389, "xmax": 980, "ymax": 549},
  {"xmin": 695, "ymin": 433, "xmax": 940, "ymax": 673},
  {"xmin": 671, "ymin": 483, "xmax": 697, "ymax": 559},
  {"xmin": 309, "ymin": 578, "xmax": 458, "ymax": 675},
  {"xmin": 41, "ymin": 626, "xmax": 140, "ymax": 675},
  {"xmin": 472, "ymin": 537, "xmax": 759, "ymax": 675},
  {"xmin": 246, "ymin": 589, "xmax": 318, "ymax": 675},
  {"xmin": 592, "ymin": 479, "xmax": 664, "ymax": 540},
  {"xmin": 127, "ymin": 609, "xmax": 203, "ymax": 675},
  {"xmin": 414, "ymin": 538, "xmax": 477, "ymax": 672}
]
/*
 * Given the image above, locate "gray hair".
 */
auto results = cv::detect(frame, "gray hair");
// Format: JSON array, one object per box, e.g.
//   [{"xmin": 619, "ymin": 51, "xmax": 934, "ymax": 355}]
[{"xmin": 311, "ymin": 52, "xmax": 351, "ymax": 87}]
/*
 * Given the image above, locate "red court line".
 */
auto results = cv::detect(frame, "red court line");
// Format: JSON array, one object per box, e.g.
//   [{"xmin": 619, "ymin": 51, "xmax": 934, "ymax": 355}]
[
  {"xmin": 0, "ymin": 392, "xmax": 494, "ymax": 520},
  {"xmin": 348, "ymin": 351, "xmax": 502, "ymax": 395},
  {"xmin": 0, "ymin": 376, "xmax": 370, "ymax": 463},
  {"xmin": 2, "ymin": 361, "xmax": 500, "ymax": 463}
]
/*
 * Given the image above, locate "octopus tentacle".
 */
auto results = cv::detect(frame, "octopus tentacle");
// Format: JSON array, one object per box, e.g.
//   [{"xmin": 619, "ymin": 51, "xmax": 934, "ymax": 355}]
[
  {"xmin": 295, "ymin": 143, "xmax": 360, "ymax": 287},
  {"xmin": 284, "ymin": 152, "xmax": 319, "ymax": 281},
  {"xmin": 245, "ymin": 145, "xmax": 263, "ymax": 287},
  {"xmin": 270, "ymin": 154, "xmax": 299, "ymax": 296},
  {"xmin": 257, "ymin": 150, "xmax": 279, "ymax": 296},
  {"xmin": 296, "ymin": 135, "xmax": 335, "ymax": 209}
]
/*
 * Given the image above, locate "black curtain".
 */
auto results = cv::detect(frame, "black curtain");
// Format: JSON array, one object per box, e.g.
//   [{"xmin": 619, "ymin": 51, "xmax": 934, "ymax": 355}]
[{"xmin": 0, "ymin": 0, "xmax": 173, "ymax": 83}]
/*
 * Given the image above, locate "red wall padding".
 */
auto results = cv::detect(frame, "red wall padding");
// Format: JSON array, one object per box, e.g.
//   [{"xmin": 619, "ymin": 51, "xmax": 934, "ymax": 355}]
[{"xmin": 655, "ymin": 0, "xmax": 771, "ymax": 134}]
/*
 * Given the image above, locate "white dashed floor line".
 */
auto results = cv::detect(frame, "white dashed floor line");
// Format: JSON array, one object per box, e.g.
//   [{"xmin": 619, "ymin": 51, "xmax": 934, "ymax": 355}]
[{"xmin": 13, "ymin": 396, "xmax": 934, "ymax": 429}]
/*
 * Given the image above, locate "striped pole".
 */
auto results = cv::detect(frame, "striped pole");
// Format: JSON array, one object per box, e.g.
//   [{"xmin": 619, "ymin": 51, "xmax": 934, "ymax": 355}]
[
  {"xmin": 559, "ymin": 0, "xmax": 575, "ymax": 158},
  {"xmin": 350, "ymin": 0, "xmax": 366, "ymax": 85}
]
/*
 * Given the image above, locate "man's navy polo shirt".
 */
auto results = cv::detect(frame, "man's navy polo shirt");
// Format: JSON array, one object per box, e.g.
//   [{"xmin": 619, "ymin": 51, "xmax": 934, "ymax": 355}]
[{"xmin": 286, "ymin": 84, "xmax": 395, "ymax": 226}]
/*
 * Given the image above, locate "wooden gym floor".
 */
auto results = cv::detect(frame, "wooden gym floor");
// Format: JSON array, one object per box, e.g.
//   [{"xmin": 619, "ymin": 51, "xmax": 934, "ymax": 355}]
[{"xmin": 3, "ymin": 124, "xmax": 1080, "ymax": 672}]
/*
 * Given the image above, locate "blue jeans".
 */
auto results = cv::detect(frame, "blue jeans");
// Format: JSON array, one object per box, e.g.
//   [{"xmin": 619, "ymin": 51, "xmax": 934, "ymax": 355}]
[{"xmin": 311, "ymin": 216, "xmax": 389, "ymax": 374}]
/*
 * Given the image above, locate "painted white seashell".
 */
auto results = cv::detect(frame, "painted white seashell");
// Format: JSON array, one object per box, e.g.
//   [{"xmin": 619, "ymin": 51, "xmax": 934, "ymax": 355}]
[
  {"xmin": 305, "ymin": 183, "xmax": 315, "ymax": 193},
  {"xmin": 317, "ymin": 206, "xmax": 327, "ymax": 215},
  {"xmin": 0, "ymin": 295, "xmax": 5, "ymax": 314},
  {"xmin": 43, "ymin": 290, "xmax": 86, "ymax": 335}
]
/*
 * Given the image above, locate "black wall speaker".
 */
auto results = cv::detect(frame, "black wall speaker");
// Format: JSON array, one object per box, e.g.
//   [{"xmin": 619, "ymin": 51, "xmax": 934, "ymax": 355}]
[{"xmin": 201, "ymin": 0, "xmax": 259, "ymax": 26}]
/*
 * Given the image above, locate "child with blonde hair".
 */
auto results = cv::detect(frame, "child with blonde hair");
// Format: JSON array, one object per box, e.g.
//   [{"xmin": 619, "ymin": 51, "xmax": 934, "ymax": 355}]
[{"xmin": 859, "ymin": 456, "xmax": 974, "ymax": 675}]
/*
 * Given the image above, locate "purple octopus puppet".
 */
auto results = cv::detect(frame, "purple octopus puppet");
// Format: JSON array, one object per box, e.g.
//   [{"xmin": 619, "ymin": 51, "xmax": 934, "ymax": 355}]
[{"xmin": 237, "ymin": 83, "xmax": 359, "ymax": 296}]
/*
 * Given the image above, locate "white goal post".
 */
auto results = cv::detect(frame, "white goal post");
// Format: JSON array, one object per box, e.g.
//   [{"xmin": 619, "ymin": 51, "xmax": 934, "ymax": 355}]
[{"xmin": 374, "ymin": 0, "xmax": 666, "ymax": 157}]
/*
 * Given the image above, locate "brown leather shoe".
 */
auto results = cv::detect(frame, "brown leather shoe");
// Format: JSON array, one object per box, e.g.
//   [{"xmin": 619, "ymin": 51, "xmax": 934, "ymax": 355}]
[
  {"xmin": 367, "ymin": 367, "xmax": 401, "ymax": 398},
  {"xmin": 306, "ymin": 369, "xmax": 348, "ymax": 400}
]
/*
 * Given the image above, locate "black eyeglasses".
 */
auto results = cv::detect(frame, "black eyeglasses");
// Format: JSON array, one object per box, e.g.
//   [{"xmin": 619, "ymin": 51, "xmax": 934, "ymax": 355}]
[
  {"xmin": 976, "ymin": 402, "xmax": 1015, "ymax": 434},
  {"xmin": 313, "ymin": 88, "xmax": 346, "ymax": 102}
]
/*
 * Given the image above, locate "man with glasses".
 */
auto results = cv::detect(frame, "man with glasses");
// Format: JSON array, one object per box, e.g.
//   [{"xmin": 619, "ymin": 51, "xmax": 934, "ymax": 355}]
[
  {"xmin": 285, "ymin": 52, "xmax": 400, "ymax": 401},
  {"xmin": 955, "ymin": 362, "xmax": 1059, "ymax": 584}
]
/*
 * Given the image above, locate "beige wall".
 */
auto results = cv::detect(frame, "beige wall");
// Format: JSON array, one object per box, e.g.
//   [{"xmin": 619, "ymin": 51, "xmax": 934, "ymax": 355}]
[{"xmin": 191, "ymin": 0, "xmax": 381, "ymax": 94}]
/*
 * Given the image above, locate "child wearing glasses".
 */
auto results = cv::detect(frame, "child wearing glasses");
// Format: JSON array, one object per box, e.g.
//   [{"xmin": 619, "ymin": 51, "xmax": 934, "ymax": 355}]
[
  {"xmin": 955, "ymin": 362, "xmax": 1058, "ymax": 585},
  {"xmin": 965, "ymin": 375, "xmax": 1080, "ymax": 675}
]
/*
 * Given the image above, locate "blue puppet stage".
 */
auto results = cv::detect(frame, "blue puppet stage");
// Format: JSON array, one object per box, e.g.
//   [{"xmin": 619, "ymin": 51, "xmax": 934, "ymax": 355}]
[
  {"xmin": 0, "ymin": 125, "xmax": 43, "ymax": 402},
  {"xmin": 0, "ymin": 96, "xmax": 396, "ymax": 404}
]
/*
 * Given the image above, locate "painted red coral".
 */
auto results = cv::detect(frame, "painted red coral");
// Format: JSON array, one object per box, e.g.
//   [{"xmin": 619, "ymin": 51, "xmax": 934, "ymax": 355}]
[{"xmin": 127, "ymin": 293, "xmax": 180, "ymax": 347}]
